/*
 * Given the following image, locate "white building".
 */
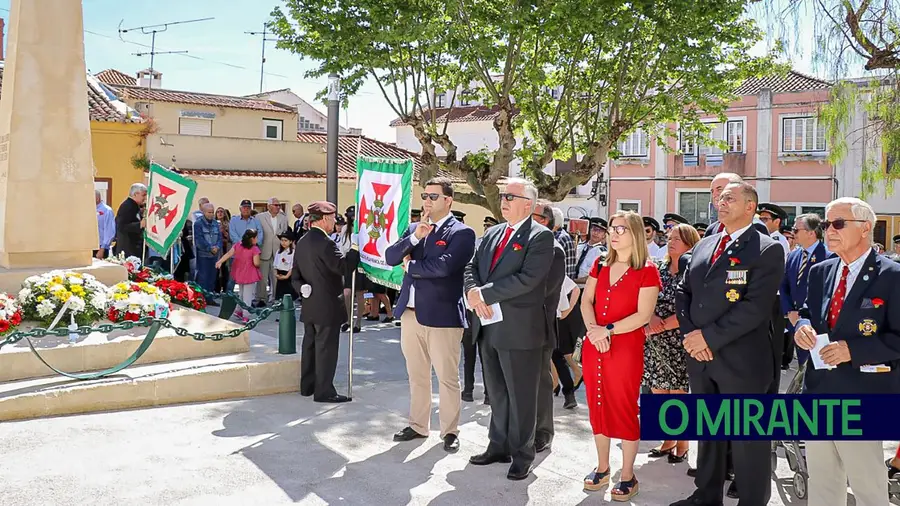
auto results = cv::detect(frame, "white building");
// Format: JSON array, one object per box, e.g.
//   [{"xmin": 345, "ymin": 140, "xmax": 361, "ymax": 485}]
[{"xmin": 247, "ymin": 88, "xmax": 362, "ymax": 135}]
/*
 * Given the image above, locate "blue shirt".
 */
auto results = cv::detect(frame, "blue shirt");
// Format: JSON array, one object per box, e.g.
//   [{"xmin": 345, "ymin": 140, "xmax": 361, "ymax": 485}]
[
  {"xmin": 193, "ymin": 217, "xmax": 223, "ymax": 258},
  {"xmin": 229, "ymin": 215, "xmax": 264, "ymax": 249},
  {"xmin": 96, "ymin": 202, "xmax": 116, "ymax": 250}
]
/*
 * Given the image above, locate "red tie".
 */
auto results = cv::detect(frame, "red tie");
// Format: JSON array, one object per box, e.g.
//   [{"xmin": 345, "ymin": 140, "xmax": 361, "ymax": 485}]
[
  {"xmin": 490, "ymin": 227, "xmax": 514, "ymax": 270},
  {"xmin": 711, "ymin": 234, "xmax": 731, "ymax": 265},
  {"xmin": 827, "ymin": 265, "xmax": 850, "ymax": 329}
]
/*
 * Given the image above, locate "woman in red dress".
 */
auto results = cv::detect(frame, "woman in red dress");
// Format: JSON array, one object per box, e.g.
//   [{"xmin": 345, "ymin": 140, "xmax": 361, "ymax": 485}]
[{"xmin": 580, "ymin": 211, "xmax": 661, "ymax": 501}]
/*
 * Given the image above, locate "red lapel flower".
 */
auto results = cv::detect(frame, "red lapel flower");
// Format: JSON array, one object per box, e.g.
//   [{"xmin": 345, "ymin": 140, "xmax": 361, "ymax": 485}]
[
  {"xmin": 872, "ymin": 297, "xmax": 884, "ymax": 308},
  {"xmin": 512, "ymin": 243, "xmax": 523, "ymax": 251},
  {"xmin": 436, "ymin": 240, "xmax": 447, "ymax": 246},
  {"xmin": 729, "ymin": 257, "xmax": 740, "ymax": 267}
]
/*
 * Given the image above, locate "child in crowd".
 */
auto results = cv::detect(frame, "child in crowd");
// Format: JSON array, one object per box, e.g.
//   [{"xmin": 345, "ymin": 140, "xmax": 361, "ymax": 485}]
[{"xmin": 216, "ymin": 229, "xmax": 261, "ymax": 323}]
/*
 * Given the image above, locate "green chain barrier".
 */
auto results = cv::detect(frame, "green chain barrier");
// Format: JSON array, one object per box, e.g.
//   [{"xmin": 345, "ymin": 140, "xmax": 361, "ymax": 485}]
[{"xmin": 0, "ymin": 287, "xmax": 286, "ymax": 381}]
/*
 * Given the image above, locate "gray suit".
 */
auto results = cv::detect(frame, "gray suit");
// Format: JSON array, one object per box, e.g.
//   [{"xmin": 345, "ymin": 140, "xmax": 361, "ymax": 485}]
[
  {"xmin": 258, "ymin": 211, "xmax": 289, "ymax": 302},
  {"xmin": 464, "ymin": 218, "xmax": 554, "ymax": 466}
]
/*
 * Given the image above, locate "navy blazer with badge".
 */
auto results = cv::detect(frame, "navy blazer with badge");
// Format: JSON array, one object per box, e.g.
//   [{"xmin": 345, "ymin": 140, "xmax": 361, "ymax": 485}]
[
  {"xmin": 385, "ymin": 216, "xmax": 476, "ymax": 328},
  {"xmin": 676, "ymin": 229, "xmax": 785, "ymax": 389},
  {"xmin": 780, "ymin": 241, "xmax": 828, "ymax": 325},
  {"xmin": 800, "ymin": 249, "xmax": 900, "ymax": 394}
]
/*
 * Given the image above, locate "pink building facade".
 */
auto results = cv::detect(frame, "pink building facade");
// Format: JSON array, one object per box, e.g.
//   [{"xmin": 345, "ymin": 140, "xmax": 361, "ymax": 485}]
[{"xmin": 607, "ymin": 72, "xmax": 836, "ymax": 227}]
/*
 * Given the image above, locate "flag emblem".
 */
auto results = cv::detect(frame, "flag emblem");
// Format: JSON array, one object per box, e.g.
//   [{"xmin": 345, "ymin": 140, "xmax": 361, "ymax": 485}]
[{"xmin": 144, "ymin": 163, "xmax": 198, "ymax": 254}]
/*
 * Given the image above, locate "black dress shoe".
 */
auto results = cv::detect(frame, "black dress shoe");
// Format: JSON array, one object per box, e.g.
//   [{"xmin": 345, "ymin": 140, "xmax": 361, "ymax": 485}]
[
  {"xmin": 507, "ymin": 461, "xmax": 532, "ymax": 480},
  {"xmin": 443, "ymin": 434, "xmax": 460, "ymax": 452},
  {"xmin": 668, "ymin": 449, "xmax": 689, "ymax": 464},
  {"xmin": 393, "ymin": 427, "xmax": 427, "ymax": 442},
  {"xmin": 563, "ymin": 392, "xmax": 577, "ymax": 409},
  {"xmin": 314, "ymin": 394, "xmax": 351, "ymax": 403},
  {"xmin": 669, "ymin": 495, "xmax": 723, "ymax": 506},
  {"xmin": 469, "ymin": 451, "xmax": 511, "ymax": 466},
  {"xmin": 341, "ymin": 323, "xmax": 350, "ymax": 332},
  {"xmin": 686, "ymin": 467, "xmax": 697, "ymax": 478},
  {"xmin": 726, "ymin": 481, "xmax": 738, "ymax": 499},
  {"xmin": 535, "ymin": 438, "xmax": 552, "ymax": 453},
  {"xmin": 461, "ymin": 391, "xmax": 474, "ymax": 402}
]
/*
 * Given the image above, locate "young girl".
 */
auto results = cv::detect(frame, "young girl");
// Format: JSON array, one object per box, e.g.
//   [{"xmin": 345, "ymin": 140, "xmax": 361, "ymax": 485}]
[
  {"xmin": 273, "ymin": 230, "xmax": 297, "ymax": 302},
  {"xmin": 216, "ymin": 229, "xmax": 261, "ymax": 323}
]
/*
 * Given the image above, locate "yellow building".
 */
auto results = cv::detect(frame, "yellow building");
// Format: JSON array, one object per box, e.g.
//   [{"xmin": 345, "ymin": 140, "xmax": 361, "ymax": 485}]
[{"xmin": 0, "ymin": 67, "xmax": 146, "ymax": 206}]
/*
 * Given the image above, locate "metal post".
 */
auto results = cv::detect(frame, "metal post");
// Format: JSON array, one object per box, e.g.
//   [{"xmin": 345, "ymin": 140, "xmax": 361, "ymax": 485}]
[
  {"xmin": 326, "ymin": 73, "xmax": 340, "ymax": 205},
  {"xmin": 258, "ymin": 23, "xmax": 267, "ymax": 94},
  {"xmin": 347, "ymin": 265, "xmax": 355, "ymax": 399},
  {"xmin": 278, "ymin": 294, "xmax": 296, "ymax": 354}
]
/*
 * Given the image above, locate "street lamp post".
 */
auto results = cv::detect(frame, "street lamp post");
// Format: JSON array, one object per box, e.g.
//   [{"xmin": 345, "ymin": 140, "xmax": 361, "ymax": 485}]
[{"xmin": 326, "ymin": 74, "xmax": 340, "ymax": 205}]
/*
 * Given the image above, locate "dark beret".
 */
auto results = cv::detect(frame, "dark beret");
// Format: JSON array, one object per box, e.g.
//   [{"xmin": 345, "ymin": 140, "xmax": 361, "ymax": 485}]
[
  {"xmin": 757, "ymin": 203, "xmax": 788, "ymax": 222},
  {"xmin": 643, "ymin": 216, "xmax": 660, "ymax": 232},
  {"xmin": 308, "ymin": 201, "xmax": 336, "ymax": 215},
  {"xmin": 663, "ymin": 213, "xmax": 689, "ymax": 225}
]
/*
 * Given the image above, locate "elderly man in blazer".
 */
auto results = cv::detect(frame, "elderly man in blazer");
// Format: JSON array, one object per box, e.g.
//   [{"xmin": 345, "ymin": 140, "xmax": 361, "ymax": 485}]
[
  {"xmin": 258, "ymin": 197, "xmax": 289, "ymax": 304},
  {"xmin": 384, "ymin": 177, "xmax": 476, "ymax": 453},
  {"xmin": 672, "ymin": 182, "xmax": 785, "ymax": 506},
  {"xmin": 292, "ymin": 201, "xmax": 350, "ymax": 404},
  {"xmin": 464, "ymin": 178, "xmax": 554, "ymax": 481},
  {"xmin": 794, "ymin": 197, "xmax": 900, "ymax": 506},
  {"xmin": 780, "ymin": 212, "xmax": 828, "ymax": 368}
]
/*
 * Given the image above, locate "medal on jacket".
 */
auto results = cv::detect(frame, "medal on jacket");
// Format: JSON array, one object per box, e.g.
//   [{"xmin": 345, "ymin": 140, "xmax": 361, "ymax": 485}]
[{"xmin": 725, "ymin": 270, "xmax": 747, "ymax": 285}]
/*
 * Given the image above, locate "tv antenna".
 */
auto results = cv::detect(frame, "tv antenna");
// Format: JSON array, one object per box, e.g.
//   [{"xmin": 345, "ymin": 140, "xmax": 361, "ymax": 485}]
[
  {"xmin": 245, "ymin": 23, "xmax": 280, "ymax": 93},
  {"xmin": 118, "ymin": 17, "xmax": 214, "ymax": 88}
]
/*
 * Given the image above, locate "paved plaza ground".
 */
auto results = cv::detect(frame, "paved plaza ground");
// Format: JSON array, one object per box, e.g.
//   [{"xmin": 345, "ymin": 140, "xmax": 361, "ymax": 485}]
[{"xmin": 1, "ymin": 314, "xmax": 897, "ymax": 505}]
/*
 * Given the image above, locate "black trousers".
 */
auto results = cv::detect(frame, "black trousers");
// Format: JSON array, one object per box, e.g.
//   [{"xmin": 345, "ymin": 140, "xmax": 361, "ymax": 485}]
[
  {"xmin": 301, "ymin": 323, "xmax": 340, "ymax": 400},
  {"xmin": 481, "ymin": 333, "xmax": 543, "ymax": 466},
  {"xmin": 551, "ymin": 349, "xmax": 575, "ymax": 394},
  {"xmin": 461, "ymin": 311, "xmax": 485, "ymax": 394},
  {"xmin": 770, "ymin": 295, "xmax": 786, "ymax": 390},
  {"xmin": 535, "ymin": 343, "xmax": 554, "ymax": 442},
  {"xmin": 690, "ymin": 371, "xmax": 771, "ymax": 506}
]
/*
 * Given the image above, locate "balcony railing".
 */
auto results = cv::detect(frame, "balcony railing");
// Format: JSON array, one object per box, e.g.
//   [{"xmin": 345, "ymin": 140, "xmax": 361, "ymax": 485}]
[{"xmin": 673, "ymin": 152, "xmax": 747, "ymax": 177}]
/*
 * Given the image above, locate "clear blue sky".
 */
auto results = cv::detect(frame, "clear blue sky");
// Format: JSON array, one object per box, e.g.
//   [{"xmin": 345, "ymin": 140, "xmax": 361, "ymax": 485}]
[{"xmin": 0, "ymin": 0, "xmax": 834, "ymax": 143}]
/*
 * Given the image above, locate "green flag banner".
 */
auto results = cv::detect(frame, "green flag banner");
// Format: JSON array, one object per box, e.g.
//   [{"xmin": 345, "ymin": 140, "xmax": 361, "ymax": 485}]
[
  {"xmin": 144, "ymin": 162, "xmax": 198, "ymax": 254},
  {"xmin": 354, "ymin": 156, "xmax": 413, "ymax": 290}
]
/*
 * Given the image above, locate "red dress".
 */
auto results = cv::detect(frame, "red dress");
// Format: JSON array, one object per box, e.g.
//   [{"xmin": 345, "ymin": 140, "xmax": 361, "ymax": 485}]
[{"xmin": 583, "ymin": 258, "xmax": 661, "ymax": 440}]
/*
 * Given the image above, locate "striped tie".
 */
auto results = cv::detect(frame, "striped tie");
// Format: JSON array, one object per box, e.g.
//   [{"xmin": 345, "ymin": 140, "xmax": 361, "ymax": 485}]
[{"xmin": 798, "ymin": 250, "xmax": 809, "ymax": 280}]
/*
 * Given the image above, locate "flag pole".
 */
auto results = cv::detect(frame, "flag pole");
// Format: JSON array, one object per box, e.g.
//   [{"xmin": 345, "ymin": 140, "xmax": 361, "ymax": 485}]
[{"xmin": 347, "ymin": 133, "xmax": 363, "ymax": 399}]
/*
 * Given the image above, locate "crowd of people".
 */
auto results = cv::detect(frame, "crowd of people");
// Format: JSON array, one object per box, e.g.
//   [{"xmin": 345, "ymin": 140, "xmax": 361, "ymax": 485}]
[{"xmin": 101, "ymin": 173, "xmax": 899, "ymax": 504}]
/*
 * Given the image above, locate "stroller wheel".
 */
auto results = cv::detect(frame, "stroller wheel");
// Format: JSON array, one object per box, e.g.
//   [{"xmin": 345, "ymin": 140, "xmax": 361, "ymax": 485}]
[{"xmin": 792, "ymin": 472, "xmax": 808, "ymax": 500}]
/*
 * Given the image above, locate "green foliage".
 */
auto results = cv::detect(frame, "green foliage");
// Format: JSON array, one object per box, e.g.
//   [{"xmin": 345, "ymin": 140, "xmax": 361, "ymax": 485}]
[{"xmin": 130, "ymin": 154, "xmax": 151, "ymax": 172}]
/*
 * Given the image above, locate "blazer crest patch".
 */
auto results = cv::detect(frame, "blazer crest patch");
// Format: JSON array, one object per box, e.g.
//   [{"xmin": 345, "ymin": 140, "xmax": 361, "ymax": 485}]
[
  {"xmin": 726, "ymin": 289, "xmax": 741, "ymax": 303},
  {"xmin": 858, "ymin": 319, "xmax": 878, "ymax": 337}
]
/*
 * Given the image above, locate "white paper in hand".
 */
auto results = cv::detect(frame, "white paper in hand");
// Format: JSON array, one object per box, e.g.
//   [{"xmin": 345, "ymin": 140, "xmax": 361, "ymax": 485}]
[
  {"xmin": 480, "ymin": 303, "xmax": 503, "ymax": 325},
  {"xmin": 300, "ymin": 284, "xmax": 312, "ymax": 298},
  {"xmin": 811, "ymin": 333, "xmax": 836, "ymax": 370}
]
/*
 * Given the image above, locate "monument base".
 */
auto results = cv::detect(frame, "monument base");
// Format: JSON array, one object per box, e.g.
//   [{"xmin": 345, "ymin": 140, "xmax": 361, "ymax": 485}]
[{"xmin": 0, "ymin": 258, "xmax": 127, "ymax": 295}]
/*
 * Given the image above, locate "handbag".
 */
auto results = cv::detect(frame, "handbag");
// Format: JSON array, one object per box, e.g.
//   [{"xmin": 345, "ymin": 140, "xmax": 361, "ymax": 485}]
[{"xmin": 573, "ymin": 336, "xmax": 584, "ymax": 364}]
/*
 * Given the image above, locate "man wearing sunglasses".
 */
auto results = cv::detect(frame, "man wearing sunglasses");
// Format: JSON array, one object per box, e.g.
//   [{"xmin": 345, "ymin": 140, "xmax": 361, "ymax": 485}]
[
  {"xmin": 464, "ymin": 178, "xmax": 555, "ymax": 481},
  {"xmin": 780, "ymin": 213, "xmax": 828, "ymax": 368},
  {"xmin": 385, "ymin": 177, "xmax": 476, "ymax": 453},
  {"xmin": 793, "ymin": 197, "xmax": 900, "ymax": 506}
]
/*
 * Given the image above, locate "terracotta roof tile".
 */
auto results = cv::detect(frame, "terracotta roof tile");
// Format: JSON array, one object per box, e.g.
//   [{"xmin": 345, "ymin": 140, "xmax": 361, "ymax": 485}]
[
  {"xmin": 173, "ymin": 169, "xmax": 322, "ymax": 179},
  {"xmin": 95, "ymin": 69, "xmax": 137, "ymax": 86},
  {"xmin": 389, "ymin": 105, "xmax": 508, "ymax": 127},
  {"xmin": 0, "ymin": 68, "xmax": 140, "ymax": 123},
  {"xmin": 735, "ymin": 70, "xmax": 832, "ymax": 95},
  {"xmin": 109, "ymin": 84, "xmax": 298, "ymax": 113},
  {"xmin": 297, "ymin": 132, "xmax": 463, "ymax": 182}
]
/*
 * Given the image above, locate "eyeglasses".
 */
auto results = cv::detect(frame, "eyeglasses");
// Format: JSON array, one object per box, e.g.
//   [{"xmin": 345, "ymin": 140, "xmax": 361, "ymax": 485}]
[
  {"xmin": 611, "ymin": 225, "xmax": 629, "ymax": 236},
  {"xmin": 791, "ymin": 227, "xmax": 809, "ymax": 234},
  {"xmin": 644, "ymin": 228, "xmax": 653, "ymax": 234},
  {"xmin": 663, "ymin": 224, "xmax": 674, "ymax": 230},
  {"xmin": 822, "ymin": 218, "xmax": 867, "ymax": 231},
  {"xmin": 499, "ymin": 193, "xmax": 531, "ymax": 202},
  {"xmin": 421, "ymin": 193, "xmax": 444, "ymax": 201}
]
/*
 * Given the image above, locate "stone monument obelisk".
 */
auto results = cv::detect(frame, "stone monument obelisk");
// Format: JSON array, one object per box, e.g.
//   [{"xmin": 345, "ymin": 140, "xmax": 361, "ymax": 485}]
[{"xmin": 0, "ymin": 0, "xmax": 125, "ymax": 290}]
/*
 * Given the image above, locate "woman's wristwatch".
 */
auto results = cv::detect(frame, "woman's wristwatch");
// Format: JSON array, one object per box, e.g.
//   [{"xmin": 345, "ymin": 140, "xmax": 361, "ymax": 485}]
[{"xmin": 606, "ymin": 323, "xmax": 615, "ymax": 337}]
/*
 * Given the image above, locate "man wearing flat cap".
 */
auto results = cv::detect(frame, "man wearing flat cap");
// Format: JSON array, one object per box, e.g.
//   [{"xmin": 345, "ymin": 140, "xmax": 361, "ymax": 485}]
[
  {"xmin": 643, "ymin": 216, "xmax": 666, "ymax": 261},
  {"xmin": 292, "ymin": 201, "xmax": 350, "ymax": 403},
  {"xmin": 757, "ymin": 203, "xmax": 791, "ymax": 260}
]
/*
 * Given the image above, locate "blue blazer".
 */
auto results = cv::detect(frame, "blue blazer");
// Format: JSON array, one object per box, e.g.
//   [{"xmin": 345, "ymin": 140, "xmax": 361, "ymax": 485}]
[
  {"xmin": 780, "ymin": 242, "xmax": 828, "ymax": 323},
  {"xmin": 801, "ymin": 250, "xmax": 900, "ymax": 394},
  {"xmin": 385, "ymin": 216, "xmax": 476, "ymax": 328}
]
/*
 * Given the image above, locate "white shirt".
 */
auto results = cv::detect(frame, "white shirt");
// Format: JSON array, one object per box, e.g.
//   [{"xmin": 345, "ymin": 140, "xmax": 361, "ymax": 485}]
[
  {"xmin": 269, "ymin": 213, "xmax": 279, "ymax": 235},
  {"xmin": 273, "ymin": 248, "xmax": 294, "ymax": 273},
  {"xmin": 771, "ymin": 230, "xmax": 791, "ymax": 260},
  {"xmin": 470, "ymin": 216, "xmax": 529, "ymax": 304},
  {"xmin": 406, "ymin": 213, "xmax": 452, "ymax": 308},
  {"xmin": 833, "ymin": 249, "xmax": 869, "ymax": 299},
  {"xmin": 647, "ymin": 241, "xmax": 666, "ymax": 261},
  {"xmin": 576, "ymin": 241, "xmax": 604, "ymax": 282},
  {"xmin": 557, "ymin": 276, "xmax": 578, "ymax": 317},
  {"xmin": 718, "ymin": 222, "xmax": 754, "ymax": 250}
]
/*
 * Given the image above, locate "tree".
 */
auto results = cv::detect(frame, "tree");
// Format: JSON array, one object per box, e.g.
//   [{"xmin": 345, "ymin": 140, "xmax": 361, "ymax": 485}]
[
  {"xmin": 756, "ymin": 0, "xmax": 900, "ymax": 197},
  {"xmin": 272, "ymin": 0, "xmax": 777, "ymax": 214}
]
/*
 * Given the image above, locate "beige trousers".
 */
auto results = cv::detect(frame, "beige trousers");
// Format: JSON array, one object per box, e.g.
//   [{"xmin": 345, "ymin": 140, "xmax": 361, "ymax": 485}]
[
  {"xmin": 400, "ymin": 309, "xmax": 463, "ymax": 438},
  {"xmin": 806, "ymin": 440, "xmax": 890, "ymax": 506}
]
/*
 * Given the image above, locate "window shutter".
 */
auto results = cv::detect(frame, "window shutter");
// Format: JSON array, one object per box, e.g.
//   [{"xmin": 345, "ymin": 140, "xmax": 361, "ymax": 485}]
[{"xmin": 179, "ymin": 118, "xmax": 212, "ymax": 136}]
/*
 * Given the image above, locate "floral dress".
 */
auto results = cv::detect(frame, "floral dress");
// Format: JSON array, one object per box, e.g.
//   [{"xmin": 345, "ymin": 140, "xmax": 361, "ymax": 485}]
[{"xmin": 642, "ymin": 260, "xmax": 689, "ymax": 391}]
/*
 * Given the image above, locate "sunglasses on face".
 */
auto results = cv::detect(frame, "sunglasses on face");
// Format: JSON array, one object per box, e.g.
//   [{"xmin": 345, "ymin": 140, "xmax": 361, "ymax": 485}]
[
  {"xmin": 612, "ymin": 225, "xmax": 629, "ymax": 235},
  {"xmin": 421, "ymin": 193, "xmax": 444, "ymax": 201},
  {"xmin": 822, "ymin": 218, "xmax": 867, "ymax": 231},
  {"xmin": 499, "ymin": 193, "xmax": 530, "ymax": 202}
]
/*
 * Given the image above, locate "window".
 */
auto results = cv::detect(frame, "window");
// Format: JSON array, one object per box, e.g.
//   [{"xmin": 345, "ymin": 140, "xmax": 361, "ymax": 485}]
[
  {"xmin": 782, "ymin": 116, "xmax": 826, "ymax": 153},
  {"xmin": 252, "ymin": 202, "xmax": 287, "ymax": 215},
  {"xmin": 459, "ymin": 90, "xmax": 473, "ymax": 106},
  {"xmin": 617, "ymin": 200, "xmax": 641, "ymax": 214},
  {"xmin": 263, "ymin": 119, "xmax": 283, "ymax": 140},
  {"xmin": 179, "ymin": 118, "xmax": 212, "ymax": 136},
  {"xmin": 680, "ymin": 120, "xmax": 745, "ymax": 157},
  {"xmin": 800, "ymin": 206, "xmax": 826, "ymax": 219},
  {"xmin": 783, "ymin": 205, "xmax": 826, "ymax": 227},
  {"xmin": 698, "ymin": 123, "xmax": 725, "ymax": 157},
  {"xmin": 619, "ymin": 129, "xmax": 648, "ymax": 158},
  {"xmin": 435, "ymin": 93, "xmax": 446, "ymax": 108},
  {"xmin": 94, "ymin": 178, "xmax": 112, "ymax": 204},
  {"xmin": 677, "ymin": 191, "xmax": 712, "ymax": 224},
  {"xmin": 727, "ymin": 120, "xmax": 743, "ymax": 152}
]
